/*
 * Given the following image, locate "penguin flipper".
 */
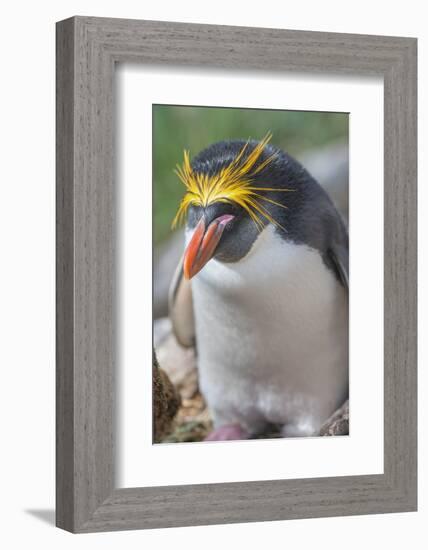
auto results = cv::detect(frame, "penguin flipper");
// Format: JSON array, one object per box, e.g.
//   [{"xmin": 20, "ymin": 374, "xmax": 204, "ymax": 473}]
[
  {"xmin": 329, "ymin": 244, "xmax": 348, "ymax": 291},
  {"xmin": 168, "ymin": 256, "xmax": 195, "ymax": 348}
]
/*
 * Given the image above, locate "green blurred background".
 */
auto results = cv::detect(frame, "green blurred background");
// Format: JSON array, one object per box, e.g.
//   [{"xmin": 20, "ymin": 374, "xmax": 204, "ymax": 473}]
[{"xmin": 153, "ymin": 105, "xmax": 348, "ymax": 245}]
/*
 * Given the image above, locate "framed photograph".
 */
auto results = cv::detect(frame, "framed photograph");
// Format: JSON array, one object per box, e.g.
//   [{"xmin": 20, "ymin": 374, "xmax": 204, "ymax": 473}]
[
  {"xmin": 56, "ymin": 16, "xmax": 417, "ymax": 532},
  {"xmin": 151, "ymin": 105, "xmax": 350, "ymax": 447}
]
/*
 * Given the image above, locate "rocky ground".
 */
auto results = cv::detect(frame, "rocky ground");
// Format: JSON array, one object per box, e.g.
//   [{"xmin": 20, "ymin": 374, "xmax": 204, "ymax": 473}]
[{"xmin": 154, "ymin": 318, "xmax": 212, "ymax": 443}]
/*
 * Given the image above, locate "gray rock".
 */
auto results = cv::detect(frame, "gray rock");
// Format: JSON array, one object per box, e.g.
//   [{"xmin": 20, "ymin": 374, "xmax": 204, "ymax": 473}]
[
  {"xmin": 154, "ymin": 317, "xmax": 198, "ymax": 400},
  {"xmin": 152, "ymin": 351, "xmax": 181, "ymax": 443},
  {"xmin": 153, "ymin": 230, "xmax": 184, "ymax": 320},
  {"xmin": 301, "ymin": 143, "xmax": 349, "ymax": 224},
  {"xmin": 153, "ymin": 317, "xmax": 173, "ymax": 348},
  {"xmin": 319, "ymin": 400, "xmax": 349, "ymax": 436}
]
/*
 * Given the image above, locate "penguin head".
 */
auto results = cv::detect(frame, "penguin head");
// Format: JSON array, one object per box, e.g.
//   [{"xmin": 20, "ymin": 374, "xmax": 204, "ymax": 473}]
[{"xmin": 172, "ymin": 133, "xmax": 299, "ymax": 279}]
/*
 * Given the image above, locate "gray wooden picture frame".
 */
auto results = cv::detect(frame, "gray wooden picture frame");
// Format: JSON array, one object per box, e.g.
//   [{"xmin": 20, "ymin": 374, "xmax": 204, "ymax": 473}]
[{"xmin": 56, "ymin": 16, "xmax": 417, "ymax": 533}]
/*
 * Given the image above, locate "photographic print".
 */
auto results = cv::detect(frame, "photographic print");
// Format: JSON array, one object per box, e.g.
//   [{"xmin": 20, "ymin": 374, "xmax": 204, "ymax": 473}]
[
  {"xmin": 153, "ymin": 105, "xmax": 349, "ymax": 444},
  {"xmin": 56, "ymin": 18, "xmax": 417, "ymax": 531}
]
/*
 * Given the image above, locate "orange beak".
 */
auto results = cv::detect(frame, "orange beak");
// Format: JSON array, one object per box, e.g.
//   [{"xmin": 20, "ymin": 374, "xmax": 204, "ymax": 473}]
[{"xmin": 183, "ymin": 214, "xmax": 235, "ymax": 279}]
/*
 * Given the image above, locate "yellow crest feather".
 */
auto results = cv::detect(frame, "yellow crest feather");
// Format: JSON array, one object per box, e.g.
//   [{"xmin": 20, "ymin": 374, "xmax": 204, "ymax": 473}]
[{"xmin": 172, "ymin": 132, "xmax": 293, "ymax": 230}]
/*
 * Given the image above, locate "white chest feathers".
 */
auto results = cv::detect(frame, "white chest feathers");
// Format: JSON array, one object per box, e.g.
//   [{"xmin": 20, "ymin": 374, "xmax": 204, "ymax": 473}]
[{"xmin": 191, "ymin": 225, "xmax": 348, "ymax": 436}]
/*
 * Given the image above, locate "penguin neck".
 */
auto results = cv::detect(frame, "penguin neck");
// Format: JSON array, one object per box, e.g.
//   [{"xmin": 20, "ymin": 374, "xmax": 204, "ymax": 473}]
[{"xmin": 191, "ymin": 224, "xmax": 292, "ymax": 295}]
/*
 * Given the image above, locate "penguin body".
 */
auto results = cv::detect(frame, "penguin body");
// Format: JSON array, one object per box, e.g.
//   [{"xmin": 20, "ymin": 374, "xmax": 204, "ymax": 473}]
[
  {"xmin": 190, "ymin": 225, "xmax": 348, "ymax": 436},
  {"xmin": 170, "ymin": 135, "xmax": 348, "ymax": 439}
]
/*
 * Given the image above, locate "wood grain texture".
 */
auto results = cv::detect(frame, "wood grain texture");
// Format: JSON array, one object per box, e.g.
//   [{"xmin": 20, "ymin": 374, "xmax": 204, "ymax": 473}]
[
  {"xmin": 56, "ymin": 17, "xmax": 75, "ymax": 532},
  {"xmin": 56, "ymin": 16, "xmax": 417, "ymax": 532}
]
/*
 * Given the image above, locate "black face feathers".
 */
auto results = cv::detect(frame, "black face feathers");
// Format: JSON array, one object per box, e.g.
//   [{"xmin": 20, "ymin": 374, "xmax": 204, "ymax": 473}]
[{"xmin": 180, "ymin": 137, "xmax": 348, "ymax": 286}]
